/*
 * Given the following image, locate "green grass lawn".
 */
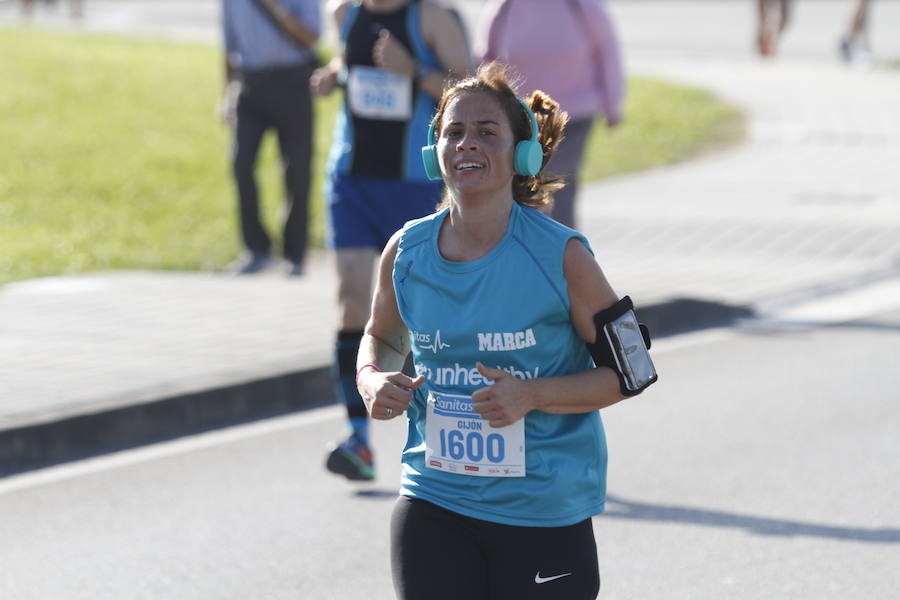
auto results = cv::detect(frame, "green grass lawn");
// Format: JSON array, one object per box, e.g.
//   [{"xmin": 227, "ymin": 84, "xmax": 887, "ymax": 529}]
[{"xmin": 0, "ymin": 29, "xmax": 743, "ymax": 285}]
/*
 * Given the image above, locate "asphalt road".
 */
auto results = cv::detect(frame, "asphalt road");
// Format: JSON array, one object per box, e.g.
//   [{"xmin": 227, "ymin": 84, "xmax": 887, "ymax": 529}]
[
  {"xmin": 1, "ymin": 2, "xmax": 898, "ymax": 597},
  {"xmin": 2, "ymin": 297, "xmax": 898, "ymax": 599}
]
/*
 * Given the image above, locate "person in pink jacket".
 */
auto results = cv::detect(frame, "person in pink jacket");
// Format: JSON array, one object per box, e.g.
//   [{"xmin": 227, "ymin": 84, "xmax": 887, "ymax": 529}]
[{"xmin": 476, "ymin": 0, "xmax": 624, "ymax": 229}]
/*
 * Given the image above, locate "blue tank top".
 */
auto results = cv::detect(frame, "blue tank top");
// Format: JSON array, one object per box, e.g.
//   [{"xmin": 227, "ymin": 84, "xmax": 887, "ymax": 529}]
[
  {"xmin": 328, "ymin": 0, "xmax": 441, "ymax": 181},
  {"xmin": 393, "ymin": 202, "xmax": 608, "ymax": 527}
]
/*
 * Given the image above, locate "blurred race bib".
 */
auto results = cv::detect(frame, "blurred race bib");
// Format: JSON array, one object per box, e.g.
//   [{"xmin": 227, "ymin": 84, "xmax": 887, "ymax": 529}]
[{"xmin": 347, "ymin": 66, "xmax": 412, "ymax": 121}]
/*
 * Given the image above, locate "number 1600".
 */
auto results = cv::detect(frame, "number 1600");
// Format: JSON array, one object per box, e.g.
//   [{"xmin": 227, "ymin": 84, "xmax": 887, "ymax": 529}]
[{"xmin": 438, "ymin": 429, "xmax": 505, "ymax": 463}]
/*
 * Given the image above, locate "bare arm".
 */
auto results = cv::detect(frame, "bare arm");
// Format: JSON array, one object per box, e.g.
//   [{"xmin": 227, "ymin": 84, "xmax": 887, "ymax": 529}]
[
  {"xmin": 258, "ymin": 0, "xmax": 319, "ymax": 50},
  {"xmin": 418, "ymin": 2, "xmax": 473, "ymax": 98},
  {"xmin": 310, "ymin": 0, "xmax": 348, "ymax": 96},
  {"xmin": 358, "ymin": 233, "xmax": 410, "ymax": 375},
  {"xmin": 373, "ymin": 1, "xmax": 472, "ymax": 100},
  {"xmin": 356, "ymin": 231, "xmax": 425, "ymax": 420},
  {"xmin": 471, "ymin": 239, "xmax": 626, "ymax": 427},
  {"xmin": 579, "ymin": 0, "xmax": 624, "ymax": 127}
]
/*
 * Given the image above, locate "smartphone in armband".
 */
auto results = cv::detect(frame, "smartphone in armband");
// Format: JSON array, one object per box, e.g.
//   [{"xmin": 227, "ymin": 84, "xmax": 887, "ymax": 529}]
[{"xmin": 602, "ymin": 309, "xmax": 657, "ymax": 395}]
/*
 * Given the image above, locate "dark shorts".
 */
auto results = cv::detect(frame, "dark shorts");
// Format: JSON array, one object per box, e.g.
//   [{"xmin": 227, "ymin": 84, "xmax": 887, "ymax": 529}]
[
  {"xmin": 391, "ymin": 496, "xmax": 601, "ymax": 600},
  {"xmin": 326, "ymin": 174, "xmax": 443, "ymax": 250}
]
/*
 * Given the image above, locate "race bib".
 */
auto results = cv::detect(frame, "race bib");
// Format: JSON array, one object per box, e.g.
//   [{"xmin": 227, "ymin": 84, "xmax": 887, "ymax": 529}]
[
  {"xmin": 346, "ymin": 66, "xmax": 412, "ymax": 121},
  {"xmin": 425, "ymin": 391, "xmax": 525, "ymax": 477}
]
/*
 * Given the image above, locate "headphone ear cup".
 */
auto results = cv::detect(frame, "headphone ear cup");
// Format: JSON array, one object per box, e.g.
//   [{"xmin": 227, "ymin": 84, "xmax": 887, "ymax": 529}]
[
  {"xmin": 514, "ymin": 140, "xmax": 543, "ymax": 176},
  {"xmin": 421, "ymin": 145, "xmax": 442, "ymax": 180}
]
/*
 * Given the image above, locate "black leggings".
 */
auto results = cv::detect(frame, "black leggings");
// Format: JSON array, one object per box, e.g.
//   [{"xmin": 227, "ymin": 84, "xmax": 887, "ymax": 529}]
[{"xmin": 391, "ymin": 497, "xmax": 600, "ymax": 600}]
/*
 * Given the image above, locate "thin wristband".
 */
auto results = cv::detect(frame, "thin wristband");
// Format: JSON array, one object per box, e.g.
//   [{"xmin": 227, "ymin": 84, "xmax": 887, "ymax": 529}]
[{"xmin": 355, "ymin": 363, "xmax": 381, "ymax": 385}]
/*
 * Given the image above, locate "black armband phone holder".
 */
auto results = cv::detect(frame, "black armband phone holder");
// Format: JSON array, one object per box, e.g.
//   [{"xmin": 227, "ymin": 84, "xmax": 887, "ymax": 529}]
[{"xmin": 586, "ymin": 296, "xmax": 658, "ymax": 397}]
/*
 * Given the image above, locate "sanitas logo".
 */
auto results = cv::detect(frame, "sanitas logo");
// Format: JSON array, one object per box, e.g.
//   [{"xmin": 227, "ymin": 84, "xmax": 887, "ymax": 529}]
[
  {"xmin": 477, "ymin": 328, "xmax": 537, "ymax": 352},
  {"xmin": 412, "ymin": 329, "xmax": 451, "ymax": 354}
]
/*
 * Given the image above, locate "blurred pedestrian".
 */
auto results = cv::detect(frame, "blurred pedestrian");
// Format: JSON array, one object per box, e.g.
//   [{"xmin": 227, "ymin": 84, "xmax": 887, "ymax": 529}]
[
  {"xmin": 839, "ymin": 0, "xmax": 873, "ymax": 64},
  {"xmin": 476, "ymin": 0, "xmax": 624, "ymax": 229},
  {"xmin": 221, "ymin": 0, "xmax": 320, "ymax": 275},
  {"xmin": 18, "ymin": 0, "xmax": 83, "ymax": 18},
  {"xmin": 756, "ymin": 0, "xmax": 792, "ymax": 57},
  {"xmin": 18, "ymin": 0, "xmax": 36, "ymax": 16},
  {"xmin": 311, "ymin": 0, "xmax": 470, "ymax": 482}
]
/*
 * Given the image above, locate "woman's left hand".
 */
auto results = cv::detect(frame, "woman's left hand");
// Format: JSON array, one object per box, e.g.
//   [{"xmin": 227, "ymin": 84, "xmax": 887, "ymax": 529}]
[{"xmin": 471, "ymin": 362, "xmax": 535, "ymax": 428}]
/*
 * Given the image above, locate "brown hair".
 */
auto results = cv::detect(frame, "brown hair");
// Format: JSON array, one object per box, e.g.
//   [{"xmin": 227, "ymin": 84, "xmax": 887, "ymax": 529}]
[{"xmin": 433, "ymin": 61, "xmax": 568, "ymax": 209}]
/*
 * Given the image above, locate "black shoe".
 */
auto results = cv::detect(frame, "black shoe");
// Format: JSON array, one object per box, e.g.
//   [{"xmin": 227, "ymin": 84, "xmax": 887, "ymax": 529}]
[
  {"xmin": 839, "ymin": 37, "xmax": 853, "ymax": 62},
  {"xmin": 285, "ymin": 261, "xmax": 305, "ymax": 277},
  {"xmin": 228, "ymin": 252, "xmax": 273, "ymax": 275}
]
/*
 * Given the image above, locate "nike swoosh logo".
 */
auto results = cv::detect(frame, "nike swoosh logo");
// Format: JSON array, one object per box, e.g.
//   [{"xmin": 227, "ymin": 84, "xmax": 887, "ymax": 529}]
[{"xmin": 534, "ymin": 572, "xmax": 573, "ymax": 584}]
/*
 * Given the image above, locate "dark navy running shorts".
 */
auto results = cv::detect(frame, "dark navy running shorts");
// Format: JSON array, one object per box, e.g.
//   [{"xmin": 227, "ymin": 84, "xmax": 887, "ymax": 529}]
[{"xmin": 326, "ymin": 174, "xmax": 443, "ymax": 250}]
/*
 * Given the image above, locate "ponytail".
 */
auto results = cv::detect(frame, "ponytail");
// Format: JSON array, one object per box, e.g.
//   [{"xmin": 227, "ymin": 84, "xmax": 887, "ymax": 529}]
[{"xmin": 512, "ymin": 90, "xmax": 567, "ymax": 207}]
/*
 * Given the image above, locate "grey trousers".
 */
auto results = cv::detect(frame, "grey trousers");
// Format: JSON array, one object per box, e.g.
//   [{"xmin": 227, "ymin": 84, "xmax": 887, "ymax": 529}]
[{"xmin": 545, "ymin": 117, "xmax": 595, "ymax": 229}]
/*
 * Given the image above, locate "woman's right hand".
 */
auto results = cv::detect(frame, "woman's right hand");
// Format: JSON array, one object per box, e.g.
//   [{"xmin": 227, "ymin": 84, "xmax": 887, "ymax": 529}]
[
  {"xmin": 358, "ymin": 371, "xmax": 425, "ymax": 420},
  {"xmin": 310, "ymin": 67, "xmax": 338, "ymax": 96}
]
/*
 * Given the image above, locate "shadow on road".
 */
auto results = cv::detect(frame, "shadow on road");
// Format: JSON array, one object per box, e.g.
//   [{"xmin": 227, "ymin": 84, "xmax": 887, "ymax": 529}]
[
  {"xmin": 602, "ymin": 495, "xmax": 900, "ymax": 543},
  {"xmin": 355, "ymin": 489, "xmax": 400, "ymax": 500},
  {"xmin": 637, "ymin": 298, "xmax": 755, "ymax": 338}
]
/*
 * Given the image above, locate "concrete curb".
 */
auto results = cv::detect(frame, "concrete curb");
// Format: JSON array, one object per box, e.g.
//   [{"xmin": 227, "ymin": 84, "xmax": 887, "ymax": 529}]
[
  {"xmin": 0, "ymin": 366, "xmax": 334, "ymax": 476},
  {"xmin": 0, "ymin": 298, "xmax": 752, "ymax": 476}
]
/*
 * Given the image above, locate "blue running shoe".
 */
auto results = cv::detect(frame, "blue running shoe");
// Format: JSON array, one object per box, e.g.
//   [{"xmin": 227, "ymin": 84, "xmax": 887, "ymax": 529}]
[{"xmin": 326, "ymin": 434, "xmax": 375, "ymax": 481}]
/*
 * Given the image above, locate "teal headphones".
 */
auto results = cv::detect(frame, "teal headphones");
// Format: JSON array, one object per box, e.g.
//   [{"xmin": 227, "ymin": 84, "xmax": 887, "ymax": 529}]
[{"xmin": 421, "ymin": 98, "xmax": 544, "ymax": 181}]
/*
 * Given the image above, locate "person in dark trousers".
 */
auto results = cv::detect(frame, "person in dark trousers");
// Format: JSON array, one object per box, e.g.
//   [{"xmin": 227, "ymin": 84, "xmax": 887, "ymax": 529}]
[
  {"xmin": 839, "ymin": 0, "xmax": 873, "ymax": 65},
  {"xmin": 311, "ymin": 0, "xmax": 471, "ymax": 482},
  {"xmin": 18, "ymin": 0, "xmax": 83, "ymax": 19},
  {"xmin": 221, "ymin": 0, "xmax": 320, "ymax": 276}
]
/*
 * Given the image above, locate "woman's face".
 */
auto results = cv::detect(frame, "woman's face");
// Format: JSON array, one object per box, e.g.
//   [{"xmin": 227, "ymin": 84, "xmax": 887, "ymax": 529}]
[{"xmin": 437, "ymin": 91, "xmax": 515, "ymax": 199}]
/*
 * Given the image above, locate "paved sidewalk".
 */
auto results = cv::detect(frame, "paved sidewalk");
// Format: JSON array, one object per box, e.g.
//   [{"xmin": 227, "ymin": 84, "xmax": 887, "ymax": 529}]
[{"xmin": 2, "ymin": 1, "xmax": 899, "ymax": 473}]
